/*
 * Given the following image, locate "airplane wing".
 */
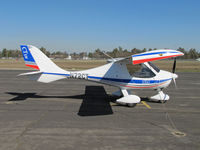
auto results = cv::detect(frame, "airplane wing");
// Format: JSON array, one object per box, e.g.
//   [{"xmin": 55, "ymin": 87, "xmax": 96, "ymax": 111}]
[{"xmin": 111, "ymin": 49, "xmax": 184, "ymax": 65}]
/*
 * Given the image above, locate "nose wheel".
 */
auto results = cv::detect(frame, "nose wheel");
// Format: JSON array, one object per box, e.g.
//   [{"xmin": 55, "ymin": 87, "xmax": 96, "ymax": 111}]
[{"xmin": 150, "ymin": 90, "xmax": 169, "ymax": 102}]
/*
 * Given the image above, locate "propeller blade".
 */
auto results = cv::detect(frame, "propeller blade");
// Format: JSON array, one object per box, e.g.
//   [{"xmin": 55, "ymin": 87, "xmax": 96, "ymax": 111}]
[
  {"xmin": 172, "ymin": 58, "xmax": 176, "ymax": 73},
  {"xmin": 172, "ymin": 73, "xmax": 178, "ymax": 88},
  {"xmin": 172, "ymin": 77, "xmax": 177, "ymax": 89}
]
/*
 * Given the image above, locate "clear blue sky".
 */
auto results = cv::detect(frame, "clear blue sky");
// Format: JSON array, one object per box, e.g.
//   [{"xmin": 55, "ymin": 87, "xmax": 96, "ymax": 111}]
[{"xmin": 0, "ymin": 0, "xmax": 199, "ymax": 52}]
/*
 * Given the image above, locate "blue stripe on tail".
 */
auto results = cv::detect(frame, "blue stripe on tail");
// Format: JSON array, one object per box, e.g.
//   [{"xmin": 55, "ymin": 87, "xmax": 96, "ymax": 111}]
[{"xmin": 20, "ymin": 45, "xmax": 36, "ymax": 62}]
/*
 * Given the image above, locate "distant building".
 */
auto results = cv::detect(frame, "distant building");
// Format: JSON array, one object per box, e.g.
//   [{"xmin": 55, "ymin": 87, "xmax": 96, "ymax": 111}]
[
  {"xmin": 83, "ymin": 56, "xmax": 89, "ymax": 60},
  {"xmin": 196, "ymin": 58, "xmax": 200, "ymax": 61},
  {"xmin": 65, "ymin": 55, "xmax": 72, "ymax": 60}
]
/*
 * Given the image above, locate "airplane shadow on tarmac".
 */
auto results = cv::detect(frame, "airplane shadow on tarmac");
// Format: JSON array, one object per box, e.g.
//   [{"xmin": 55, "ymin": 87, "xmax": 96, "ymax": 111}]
[
  {"xmin": 6, "ymin": 86, "xmax": 116, "ymax": 116},
  {"xmin": 78, "ymin": 86, "xmax": 114, "ymax": 116}
]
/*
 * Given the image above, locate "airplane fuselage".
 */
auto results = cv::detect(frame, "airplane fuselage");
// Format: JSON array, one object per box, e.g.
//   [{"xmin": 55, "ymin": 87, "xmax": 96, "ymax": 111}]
[{"xmin": 45, "ymin": 62, "xmax": 174, "ymax": 91}]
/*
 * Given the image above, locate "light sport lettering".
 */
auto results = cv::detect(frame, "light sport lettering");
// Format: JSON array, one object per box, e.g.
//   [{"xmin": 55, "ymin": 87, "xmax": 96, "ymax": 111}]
[{"xmin": 22, "ymin": 47, "xmax": 28, "ymax": 59}]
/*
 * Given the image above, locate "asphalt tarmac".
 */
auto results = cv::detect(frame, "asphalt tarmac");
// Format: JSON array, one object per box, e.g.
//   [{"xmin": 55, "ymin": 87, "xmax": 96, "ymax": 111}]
[{"xmin": 0, "ymin": 70, "xmax": 200, "ymax": 150}]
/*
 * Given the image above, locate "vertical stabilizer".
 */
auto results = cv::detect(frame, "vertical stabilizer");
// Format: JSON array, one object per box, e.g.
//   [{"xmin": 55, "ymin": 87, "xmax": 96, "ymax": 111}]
[
  {"xmin": 20, "ymin": 45, "xmax": 69, "ymax": 83},
  {"xmin": 20, "ymin": 45, "xmax": 67, "ymax": 73}
]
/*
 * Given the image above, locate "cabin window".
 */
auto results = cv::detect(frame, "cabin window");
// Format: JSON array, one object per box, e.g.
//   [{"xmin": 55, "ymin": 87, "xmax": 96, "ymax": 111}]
[{"xmin": 126, "ymin": 63, "xmax": 155, "ymax": 78}]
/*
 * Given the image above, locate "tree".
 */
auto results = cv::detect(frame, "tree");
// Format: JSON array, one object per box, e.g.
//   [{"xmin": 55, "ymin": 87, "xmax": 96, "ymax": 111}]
[
  {"xmin": 177, "ymin": 47, "xmax": 186, "ymax": 53},
  {"xmin": 177, "ymin": 47, "xmax": 188, "ymax": 59},
  {"xmin": 93, "ymin": 48, "xmax": 104, "ymax": 59},
  {"xmin": 88, "ymin": 52, "xmax": 93, "ymax": 58},
  {"xmin": 79, "ymin": 52, "xmax": 87, "ymax": 58},
  {"xmin": 2, "ymin": 48, "xmax": 7, "ymax": 57},
  {"xmin": 131, "ymin": 48, "xmax": 141, "ymax": 54},
  {"xmin": 40, "ymin": 47, "xmax": 50, "ymax": 57},
  {"xmin": 63, "ymin": 51, "xmax": 68, "ymax": 58},
  {"xmin": 71, "ymin": 52, "xmax": 79, "ymax": 59},
  {"xmin": 188, "ymin": 48, "xmax": 198, "ymax": 59},
  {"xmin": 142, "ymin": 48, "xmax": 147, "ymax": 52},
  {"xmin": 112, "ymin": 48, "xmax": 119, "ymax": 58}
]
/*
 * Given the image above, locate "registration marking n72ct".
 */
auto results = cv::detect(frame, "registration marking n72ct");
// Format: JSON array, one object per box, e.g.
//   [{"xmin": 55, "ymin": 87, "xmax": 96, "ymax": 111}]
[{"xmin": 69, "ymin": 72, "xmax": 88, "ymax": 79}]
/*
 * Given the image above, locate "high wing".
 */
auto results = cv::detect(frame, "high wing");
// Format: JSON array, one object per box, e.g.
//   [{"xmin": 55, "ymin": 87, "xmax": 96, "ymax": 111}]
[{"xmin": 110, "ymin": 49, "xmax": 184, "ymax": 64}]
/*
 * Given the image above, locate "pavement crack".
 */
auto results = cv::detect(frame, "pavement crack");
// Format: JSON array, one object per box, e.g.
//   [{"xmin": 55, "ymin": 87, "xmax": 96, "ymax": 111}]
[{"xmin": 15, "ymin": 111, "xmax": 47, "ymax": 150}]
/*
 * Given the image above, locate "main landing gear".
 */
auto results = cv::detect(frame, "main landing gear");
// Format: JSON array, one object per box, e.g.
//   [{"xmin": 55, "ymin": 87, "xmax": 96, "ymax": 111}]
[
  {"xmin": 112, "ymin": 88, "xmax": 170, "ymax": 106},
  {"xmin": 113, "ymin": 89, "xmax": 141, "ymax": 107}
]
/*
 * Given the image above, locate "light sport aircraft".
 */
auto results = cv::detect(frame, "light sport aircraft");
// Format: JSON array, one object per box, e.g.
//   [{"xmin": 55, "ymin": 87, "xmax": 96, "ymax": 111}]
[{"xmin": 19, "ymin": 45, "xmax": 184, "ymax": 107}]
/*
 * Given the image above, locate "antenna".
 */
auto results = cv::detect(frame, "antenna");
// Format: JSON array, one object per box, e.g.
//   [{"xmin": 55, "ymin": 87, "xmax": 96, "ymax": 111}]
[{"xmin": 102, "ymin": 51, "xmax": 116, "ymax": 62}]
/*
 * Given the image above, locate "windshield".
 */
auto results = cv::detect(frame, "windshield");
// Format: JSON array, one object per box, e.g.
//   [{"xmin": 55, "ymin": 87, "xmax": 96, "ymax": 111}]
[
  {"xmin": 126, "ymin": 63, "xmax": 156, "ymax": 78},
  {"xmin": 148, "ymin": 62, "xmax": 160, "ymax": 73}
]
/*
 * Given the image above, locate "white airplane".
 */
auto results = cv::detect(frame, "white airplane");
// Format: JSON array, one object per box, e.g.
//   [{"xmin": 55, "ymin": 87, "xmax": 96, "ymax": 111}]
[{"xmin": 19, "ymin": 45, "xmax": 184, "ymax": 107}]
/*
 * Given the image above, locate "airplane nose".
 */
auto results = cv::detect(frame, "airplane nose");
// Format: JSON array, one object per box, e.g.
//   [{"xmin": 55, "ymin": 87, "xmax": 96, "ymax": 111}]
[
  {"xmin": 172, "ymin": 73, "xmax": 178, "ymax": 79},
  {"xmin": 171, "ymin": 73, "xmax": 178, "ymax": 88}
]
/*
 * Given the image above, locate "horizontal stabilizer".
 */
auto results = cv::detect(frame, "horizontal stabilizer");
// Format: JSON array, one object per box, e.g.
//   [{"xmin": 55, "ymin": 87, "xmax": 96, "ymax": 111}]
[
  {"xmin": 18, "ymin": 71, "xmax": 42, "ymax": 76},
  {"xmin": 18, "ymin": 71, "xmax": 66, "ymax": 83}
]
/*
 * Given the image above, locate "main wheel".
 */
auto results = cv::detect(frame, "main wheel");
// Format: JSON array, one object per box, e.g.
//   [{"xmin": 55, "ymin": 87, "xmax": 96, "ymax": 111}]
[{"xmin": 127, "ymin": 103, "xmax": 137, "ymax": 107}]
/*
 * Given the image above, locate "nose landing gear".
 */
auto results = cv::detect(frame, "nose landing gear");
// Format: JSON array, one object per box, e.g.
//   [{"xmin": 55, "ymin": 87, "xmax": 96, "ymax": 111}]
[{"xmin": 150, "ymin": 89, "xmax": 169, "ymax": 103}]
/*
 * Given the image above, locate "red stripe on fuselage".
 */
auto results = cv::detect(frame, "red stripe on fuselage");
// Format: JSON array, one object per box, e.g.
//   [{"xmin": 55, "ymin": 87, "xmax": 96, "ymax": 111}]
[
  {"xmin": 132, "ymin": 54, "xmax": 183, "ymax": 64},
  {"xmin": 25, "ymin": 64, "xmax": 39, "ymax": 70}
]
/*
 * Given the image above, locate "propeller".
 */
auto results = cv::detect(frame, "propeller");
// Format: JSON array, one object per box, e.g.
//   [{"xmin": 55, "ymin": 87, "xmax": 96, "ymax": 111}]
[
  {"xmin": 172, "ymin": 58, "xmax": 178, "ymax": 88},
  {"xmin": 172, "ymin": 75, "xmax": 177, "ymax": 88},
  {"xmin": 172, "ymin": 58, "xmax": 176, "ymax": 73}
]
